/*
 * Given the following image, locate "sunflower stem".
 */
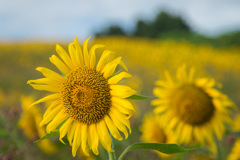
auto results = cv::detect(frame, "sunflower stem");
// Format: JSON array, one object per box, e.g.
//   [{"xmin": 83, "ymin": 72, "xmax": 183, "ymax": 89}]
[
  {"xmin": 108, "ymin": 133, "xmax": 116, "ymax": 160},
  {"xmin": 215, "ymin": 135, "xmax": 224, "ymax": 160},
  {"xmin": 108, "ymin": 151, "xmax": 116, "ymax": 160}
]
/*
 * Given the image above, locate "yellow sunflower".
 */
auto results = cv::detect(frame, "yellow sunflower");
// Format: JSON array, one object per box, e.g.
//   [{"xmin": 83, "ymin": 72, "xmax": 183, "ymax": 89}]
[
  {"xmin": 152, "ymin": 64, "xmax": 234, "ymax": 153},
  {"xmin": 18, "ymin": 95, "xmax": 57, "ymax": 154},
  {"xmin": 227, "ymin": 138, "xmax": 240, "ymax": 160},
  {"xmin": 27, "ymin": 36, "xmax": 136, "ymax": 157},
  {"xmin": 140, "ymin": 113, "xmax": 177, "ymax": 158}
]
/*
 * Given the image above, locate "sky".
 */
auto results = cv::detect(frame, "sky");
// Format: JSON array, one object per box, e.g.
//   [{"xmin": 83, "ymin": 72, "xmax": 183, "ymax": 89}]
[{"xmin": 1, "ymin": 0, "xmax": 240, "ymax": 41}]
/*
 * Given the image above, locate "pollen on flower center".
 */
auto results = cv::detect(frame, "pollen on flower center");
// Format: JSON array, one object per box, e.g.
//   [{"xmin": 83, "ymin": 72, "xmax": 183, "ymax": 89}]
[
  {"xmin": 171, "ymin": 84, "xmax": 215, "ymax": 125},
  {"xmin": 61, "ymin": 67, "xmax": 111, "ymax": 124}
]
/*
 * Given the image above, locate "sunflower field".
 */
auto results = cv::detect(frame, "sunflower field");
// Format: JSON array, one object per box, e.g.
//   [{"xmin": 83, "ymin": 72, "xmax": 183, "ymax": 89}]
[{"xmin": 0, "ymin": 36, "xmax": 240, "ymax": 160}]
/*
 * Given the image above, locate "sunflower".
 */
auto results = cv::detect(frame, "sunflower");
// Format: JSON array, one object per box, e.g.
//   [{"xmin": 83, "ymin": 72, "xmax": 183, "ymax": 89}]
[
  {"xmin": 28, "ymin": 36, "xmax": 136, "ymax": 157},
  {"xmin": 140, "ymin": 113, "xmax": 177, "ymax": 158},
  {"xmin": 19, "ymin": 95, "xmax": 57, "ymax": 154},
  {"xmin": 152, "ymin": 64, "xmax": 234, "ymax": 153},
  {"xmin": 227, "ymin": 138, "xmax": 240, "ymax": 160}
]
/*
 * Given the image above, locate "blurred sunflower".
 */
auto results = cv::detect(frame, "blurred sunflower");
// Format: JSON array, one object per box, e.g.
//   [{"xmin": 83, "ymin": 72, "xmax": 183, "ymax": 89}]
[
  {"xmin": 140, "ymin": 114, "xmax": 177, "ymax": 158},
  {"xmin": 28, "ymin": 36, "xmax": 136, "ymax": 157},
  {"xmin": 232, "ymin": 114, "xmax": 240, "ymax": 131},
  {"xmin": 152, "ymin": 64, "xmax": 234, "ymax": 153},
  {"xmin": 227, "ymin": 138, "xmax": 240, "ymax": 160},
  {"xmin": 18, "ymin": 95, "xmax": 57, "ymax": 154}
]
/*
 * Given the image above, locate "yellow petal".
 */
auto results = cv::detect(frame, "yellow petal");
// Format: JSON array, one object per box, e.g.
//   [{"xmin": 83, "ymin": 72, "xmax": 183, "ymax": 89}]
[
  {"xmin": 36, "ymin": 67, "xmax": 65, "ymax": 82},
  {"xmin": 40, "ymin": 104, "xmax": 62, "ymax": 126},
  {"xmin": 111, "ymin": 97, "xmax": 135, "ymax": 111},
  {"xmin": 109, "ymin": 111, "xmax": 128, "ymax": 139},
  {"xmin": 28, "ymin": 78, "xmax": 62, "ymax": 87},
  {"xmin": 89, "ymin": 44, "xmax": 105, "ymax": 69},
  {"xmin": 73, "ymin": 36, "xmax": 84, "ymax": 67},
  {"xmin": 83, "ymin": 37, "xmax": 91, "ymax": 67},
  {"xmin": 59, "ymin": 118, "xmax": 73, "ymax": 144},
  {"xmin": 164, "ymin": 70, "xmax": 174, "ymax": 87},
  {"xmin": 49, "ymin": 55, "xmax": 70, "ymax": 75},
  {"xmin": 80, "ymin": 124, "xmax": 90, "ymax": 156},
  {"xmin": 29, "ymin": 84, "xmax": 60, "ymax": 92},
  {"xmin": 56, "ymin": 44, "xmax": 74, "ymax": 70},
  {"xmin": 72, "ymin": 123, "xmax": 81, "ymax": 157},
  {"xmin": 102, "ymin": 57, "xmax": 122, "ymax": 78},
  {"xmin": 108, "ymin": 72, "xmax": 132, "ymax": 84},
  {"xmin": 68, "ymin": 42, "xmax": 78, "ymax": 68},
  {"xmin": 119, "ymin": 61, "xmax": 128, "ymax": 71},
  {"xmin": 88, "ymin": 124, "xmax": 99, "ymax": 155},
  {"xmin": 46, "ymin": 110, "xmax": 68, "ymax": 133},
  {"xmin": 104, "ymin": 116, "xmax": 123, "ymax": 141},
  {"xmin": 110, "ymin": 85, "xmax": 136, "ymax": 98},
  {"xmin": 67, "ymin": 121, "xmax": 77, "ymax": 146},
  {"xmin": 29, "ymin": 93, "xmax": 59, "ymax": 108},
  {"xmin": 110, "ymin": 107, "xmax": 131, "ymax": 132},
  {"xmin": 97, "ymin": 120, "xmax": 113, "ymax": 152},
  {"xmin": 96, "ymin": 50, "xmax": 113, "ymax": 72},
  {"xmin": 112, "ymin": 104, "xmax": 133, "ymax": 117}
]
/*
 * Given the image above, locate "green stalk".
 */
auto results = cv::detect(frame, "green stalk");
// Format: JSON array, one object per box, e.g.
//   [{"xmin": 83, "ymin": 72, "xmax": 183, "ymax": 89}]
[
  {"xmin": 215, "ymin": 135, "xmax": 224, "ymax": 160},
  {"xmin": 108, "ymin": 133, "xmax": 116, "ymax": 160}
]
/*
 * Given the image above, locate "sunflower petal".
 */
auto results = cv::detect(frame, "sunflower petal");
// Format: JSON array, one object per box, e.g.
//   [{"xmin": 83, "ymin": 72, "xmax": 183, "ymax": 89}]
[
  {"xmin": 56, "ymin": 44, "xmax": 74, "ymax": 70},
  {"xmin": 49, "ymin": 55, "xmax": 70, "ymax": 75},
  {"xmin": 67, "ymin": 121, "xmax": 77, "ymax": 146},
  {"xmin": 59, "ymin": 118, "xmax": 73, "ymax": 144},
  {"xmin": 108, "ymin": 72, "xmax": 132, "ymax": 84},
  {"xmin": 96, "ymin": 120, "xmax": 113, "ymax": 152},
  {"xmin": 72, "ymin": 123, "xmax": 81, "ymax": 157},
  {"xmin": 83, "ymin": 37, "xmax": 91, "ymax": 67},
  {"xmin": 102, "ymin": 57, "xmax": 122, "ymax": 78},
  {"xmin": 80, "ymin": 124, "xmax": 90, "ymax": 156},
  {"xmin": 88, "ymin": 124, "xmax": 99, "ymax": 155},
  {"xmin": 111, "ymin": 97, "xmax": 135, "ymax": 111},
  {"xmin": 73, "ymin": 36, "xmax": 84, "ymax": 67},
  {"xmin": 96, "ymin": 50, "xmax": 113, "ymax": 72},
  {"xmin": 110, "ymin": 85, "xmax": 136, "ymax": 98},
  {"xmin": 29, "ymin": 93, "xmax": 59, "ymax": 108},
  {"xmin": 46, "ymin": 110, "xmax": 68, "ymax": 133},
  {"xmin": 40, "ymin": 105, "xmax": 62, "ymax": 126},
  {"xmin": 36, "ymin": 67, "xmax": 64, "ymax": 82},
  {"xmin": 68, "ymin": 42, "xmax": 78, "ymax": 68},
  {"xmin": 104, "ymin": 116, "xmax": 123, "ymax": 141},
  {"xmin": 89, "ymin": 44, "xmax": 105, "ymax": 69}
]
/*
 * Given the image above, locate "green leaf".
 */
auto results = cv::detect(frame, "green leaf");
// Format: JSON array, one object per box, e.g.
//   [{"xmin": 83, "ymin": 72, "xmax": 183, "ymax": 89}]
[
  {"xmin": 34, "ymin": 119, "xmax": 68, "ymax": 143},
  {"xmin": 118, "ymin": 143, "xmax": 194, "ymax": 160},
  {"xmin": 127, "ymin": 94, "xmax": 154, "ymax": 100},
  {"xmin": 34, "ymin": 131, "xmax": 59, "ymax": 143}
]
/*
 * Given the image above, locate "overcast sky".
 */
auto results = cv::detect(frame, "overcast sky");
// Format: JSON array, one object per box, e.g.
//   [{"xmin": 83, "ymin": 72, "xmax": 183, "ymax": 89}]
[{"xmin": 1, "ymin": 0, "xmax": 240, "ymax": 41}]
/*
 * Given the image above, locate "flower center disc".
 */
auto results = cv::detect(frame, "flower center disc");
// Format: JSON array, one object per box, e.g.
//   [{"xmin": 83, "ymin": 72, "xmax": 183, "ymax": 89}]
[
  {"xmin": 151, "ymin": 125, "xmax": 167, "ymax": 143},
  {"xmin": 171, "ymin": 84, "xmax": 215, "ymax": 125},
  {"xmin": 61, "ymin": 68, "xmax": 111, "ymax": 124}
]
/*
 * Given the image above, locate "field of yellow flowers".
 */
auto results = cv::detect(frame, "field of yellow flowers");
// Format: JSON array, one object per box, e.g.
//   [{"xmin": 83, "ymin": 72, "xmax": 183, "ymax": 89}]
[{"xmin": 0, "ymin": 36, "xmax": 240, "ymax": 160}]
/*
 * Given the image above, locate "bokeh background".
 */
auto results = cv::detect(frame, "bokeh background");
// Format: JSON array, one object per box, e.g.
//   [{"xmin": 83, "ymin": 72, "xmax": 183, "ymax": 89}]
[{"xmin": 1, "ymin": 0, "xmax": 240, "ymax": 159}]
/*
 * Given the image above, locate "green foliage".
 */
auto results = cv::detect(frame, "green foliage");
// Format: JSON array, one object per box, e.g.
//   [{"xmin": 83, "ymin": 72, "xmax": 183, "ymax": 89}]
[
  {"xmin": 96, "ymin": 25, "xmax": 125, "ymax": 37},
  {"xmin": 118, "ymin": 143, "xmax": 194, "ymax": 160},
  {"xmin": 127, "ymin": 94, "xmax": 154, "ymax": 100},
  {"xmin": 134, "ymin": 12, "xmax": 191, "ymax": 38},
  {"xmin": 34, "ymin": 131, "xmax": 59, "ymax": 143}
]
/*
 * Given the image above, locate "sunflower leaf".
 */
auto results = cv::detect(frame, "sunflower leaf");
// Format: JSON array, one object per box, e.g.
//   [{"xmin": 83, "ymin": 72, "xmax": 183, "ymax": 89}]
[
  {"xmin": 34, "ymin": 119, "xmax": 67, "ymax": 143},
  {"xmin": 118, "ymin": 143, "xmax": 194, "ymax": 160},
  {"xmin": 127, "ymin": 94, "xmax": 154, "ymax": 100},
  {"xmin": 34, "ymin": 131, "xmax": 59, "ymax": 143}
]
